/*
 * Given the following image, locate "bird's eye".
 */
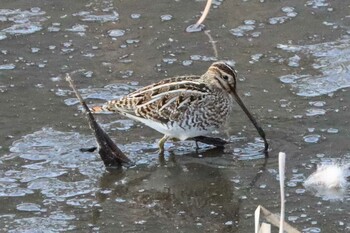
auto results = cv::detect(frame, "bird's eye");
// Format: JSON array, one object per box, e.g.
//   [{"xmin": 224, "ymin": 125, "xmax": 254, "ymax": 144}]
[{"xmin": 223, "ymin": 76, "xmax": 229, "ymax": 80}]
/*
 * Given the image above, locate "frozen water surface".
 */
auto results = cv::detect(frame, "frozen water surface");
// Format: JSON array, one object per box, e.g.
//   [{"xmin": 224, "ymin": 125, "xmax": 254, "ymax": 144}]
[
  {"xmin": 58, "ymin": 83, "xmax": 140, "ymax": 105},
  {"xmin": 268, "ymin": 6, "xmax": 297, "ymax": 25},
  {"xmin": 0, "ymin": 64, "xmax": 15, "ymax": 70},
  {"xmin": 230, "ymin": 24, "xmax": 255, "ymax": 37},
  {"xmin": 1, "ymin": 126, "xmax": 260, "ymax": 232},
  {"xmin": 1, "ymin": 0, "xmax": 350, "ymax": 232},
  {"xmin": 186, "ymin": 24, "xmax": 205, "ymax": 33},
  {"xmin": 278, "ymin": 36, "xmax": 350, "ymax": 96},
  {"xmin": 16, "ymin": 203, "xmax": 43, "ymax": 212},
  {"xmin": 0, "ymin": 32, "xmax": 6, "ymax": 40},
  {"xmin": 303, "ymin": 134, "xmax": 321, "ymax": 143},
  {"xmin": 306, "ymin": 0, "xmax": 329, "ymax": 8},
  {"xmin": 0, "ymin": 8, "xmax": 47, "ymax": 36},
  {"xmin": 3, "ymin": 24, "xmax": 42, "ymax": 35},
  {"xmin": 74, "ymin": 11, "xmax": 119, "ymax": 22},
  {"xmin": 0, "ymin": 128, "xmax": 116, "ymax": 231},
  {"xmin": 108, "ymin": 29, "xmax": 125, "ymax": 37},
  {"xmin": 160, "ymin": 14, "xmax": 172, "ymax": 21},
  {"xmin": 65, "ymin": 24, "xmax": 88, "ymax": 36},
  {"xmin": 130, "ymin": 13, "xmax": 141, "ymax": 19}
]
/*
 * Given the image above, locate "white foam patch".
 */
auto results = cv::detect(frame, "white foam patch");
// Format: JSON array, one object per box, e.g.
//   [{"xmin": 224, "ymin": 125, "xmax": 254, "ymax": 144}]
[{"xmin": 304, "ymin": 163, "xmax": 350, "ymax": 200}]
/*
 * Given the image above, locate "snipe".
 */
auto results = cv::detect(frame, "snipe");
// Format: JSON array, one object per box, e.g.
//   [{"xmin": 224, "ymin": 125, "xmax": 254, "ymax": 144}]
[{"xmin": 92, "ymin": 61, "xmax": 268, "ymax": 153}]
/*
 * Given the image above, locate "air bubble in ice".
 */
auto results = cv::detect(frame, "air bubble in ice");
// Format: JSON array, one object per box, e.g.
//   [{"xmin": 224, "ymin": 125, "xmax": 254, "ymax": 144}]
[
  {"xmin": 0, "ymin": 64, "xmax": 16, "ymax": 70},
  {"xmin": 16, "ymin": 203, "xmax": 42, "ymax": 212},
  {"xmin": 108, "ymin": 29, "xmax": 125, "ymax": 37},
  {"xmin": 131, "ymin": 14, "xmax": 141, "ymax": 19},
  {"xmin": 3, "ymin": 24, "xmax": 42, "ymax": 35},
  {"xmin": 160, "ymin": 14, "xmax": 172, "ymax": 21},
  {"xmin": 288, "ymin": 55, "xmax": 300, "ymax": 67},
  {"xmin": 182, "ymin": 60, "xmax": 193, "ymax": 66},
  {"xmin": 186, "ymin": 24, "xmax": 205, "ymax": 33},
  {"xmin": 327, "ymin": 128, "xmax": 338, "ymax": 134},
  {"xmin": 303, "ymin": 134, "xmax": 320, "ymax": 143}
]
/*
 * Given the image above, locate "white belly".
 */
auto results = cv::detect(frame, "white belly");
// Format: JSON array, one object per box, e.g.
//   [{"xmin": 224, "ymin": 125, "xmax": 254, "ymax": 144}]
[
  {"xmin": 120, "ymin": 111, "xmax": 218, "ymax": 140},
  {"xmin": 145, "ymin": 119, "xmax": 214, "ymax": 140}
]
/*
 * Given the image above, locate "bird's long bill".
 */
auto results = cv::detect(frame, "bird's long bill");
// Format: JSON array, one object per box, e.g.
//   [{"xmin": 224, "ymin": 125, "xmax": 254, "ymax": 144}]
[{"xmin": 231, "ymin": 91, "xmax": 269, "ymax": 152}]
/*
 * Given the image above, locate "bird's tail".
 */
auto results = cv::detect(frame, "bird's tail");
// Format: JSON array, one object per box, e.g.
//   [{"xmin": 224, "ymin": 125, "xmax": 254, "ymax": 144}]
[
  {"xmin": 90, "ymin": 104, "xmax": 111, "ymax": 113},
  {"xmin": 90, "ymin": 100, "xmax": 125, "ymax": 113}
]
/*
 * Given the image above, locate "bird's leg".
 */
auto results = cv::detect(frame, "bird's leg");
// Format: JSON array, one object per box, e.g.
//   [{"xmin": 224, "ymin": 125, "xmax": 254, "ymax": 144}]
[
  {"xmin": 195, "ymin": 140, "xmax": 200, "ymax": 154},
  {"xmin": 195, "ymin": 140, "xmax": 199, "ymax": 149},
  {"xmin": 157, "ymin": 135, "xmax": 170, "ymax": 155}
]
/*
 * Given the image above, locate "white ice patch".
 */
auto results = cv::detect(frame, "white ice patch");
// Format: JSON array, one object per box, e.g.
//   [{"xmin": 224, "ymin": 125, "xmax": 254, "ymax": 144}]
[
  {"xmin": 0, "ymin": 8, "xmax": 47, "ymax": 36},
  {"xmin": 56, "ymin": 82, "xmax": 140, "ymax": 106},
  {"xmin": 278, "ymin": 36, "xmax": 350, "ymax": 96},
  {"xmin": 73, "ymin": 11, "xmax": 119, "ymax": 22}
]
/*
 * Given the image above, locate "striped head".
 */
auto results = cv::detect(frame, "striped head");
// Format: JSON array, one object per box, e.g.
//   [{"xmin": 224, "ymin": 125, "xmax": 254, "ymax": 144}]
[
  {"xmin": 205, "ymin": 61, "xmax": 269, "ymax": 152},
  {"xmin": 205, "ymin": 61, "xmax": 238, "ymax": 95}
]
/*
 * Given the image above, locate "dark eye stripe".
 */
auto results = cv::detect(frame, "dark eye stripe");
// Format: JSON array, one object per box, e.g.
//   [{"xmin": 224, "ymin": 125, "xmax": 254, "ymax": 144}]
[
  {"xmin": 212, "ymin": 63, "xmax": 235, "ymax": 76},
  {"xmin": 213, "ymin": 76, "xmax": 228, "ymax": 91}
]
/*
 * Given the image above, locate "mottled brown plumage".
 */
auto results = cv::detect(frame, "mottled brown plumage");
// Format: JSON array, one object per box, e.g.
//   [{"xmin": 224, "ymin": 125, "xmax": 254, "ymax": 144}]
[{"xmin": 92, "ymin": 61, "xmax": 268, "ymax": 153}]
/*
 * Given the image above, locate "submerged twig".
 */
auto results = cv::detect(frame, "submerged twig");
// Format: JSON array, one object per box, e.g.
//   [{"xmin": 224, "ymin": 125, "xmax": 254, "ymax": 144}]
[
  {"xmin": 185, "ymin": 0, "xmax": 219, "ymax": 59},
  {"xmin": 204, "ymin": 30, "xmax": 218, "ymax": 58},
  {"xmin": 65, "ymin": 74, "xmax": 133, "ymax": 167}
]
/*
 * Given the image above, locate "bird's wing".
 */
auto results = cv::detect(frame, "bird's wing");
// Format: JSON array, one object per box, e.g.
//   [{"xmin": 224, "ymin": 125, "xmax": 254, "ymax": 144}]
[{"xmin": 96, "ymin": 75, "xmax": 211, "ymax": 124}]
